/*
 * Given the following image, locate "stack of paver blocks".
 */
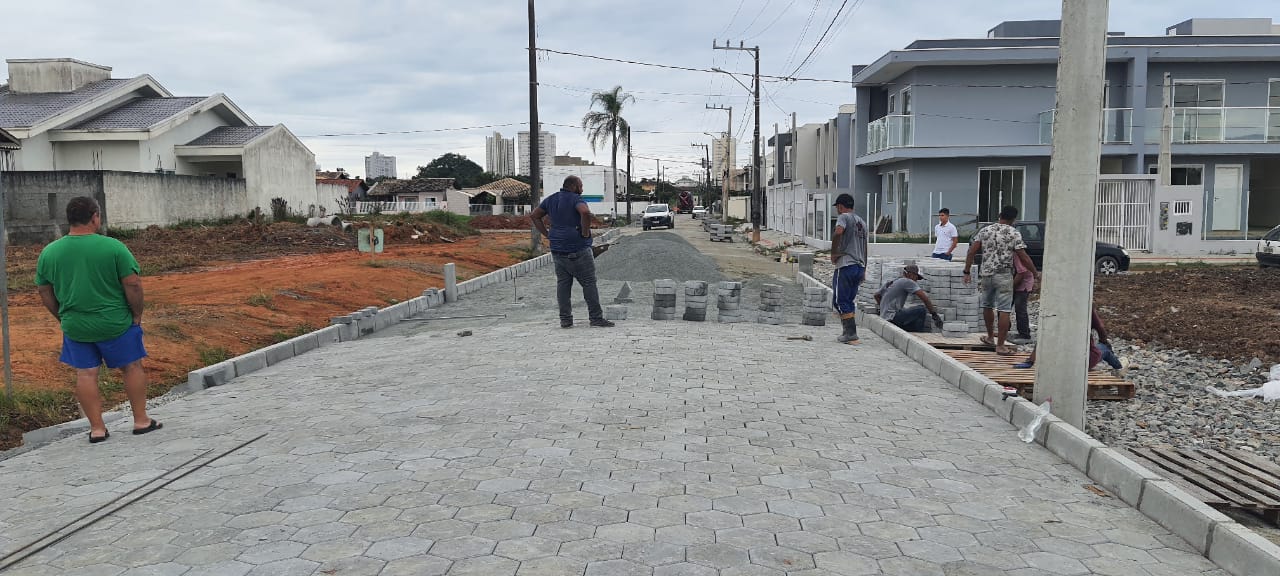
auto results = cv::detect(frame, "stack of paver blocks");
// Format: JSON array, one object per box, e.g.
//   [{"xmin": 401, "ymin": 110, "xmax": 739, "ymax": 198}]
[
  {"xmin": 756, "ymin": 284, "xmax": 784, "ymax": 325},
  {"xmin": 856, "ymin": 257, "xmax": 983, "ymax": 333},
  {"xmin": 711, "ymin": 224, "xmax": 734, "ymax": 242},
  {"xmin": 683, "ymin": 281, "xmax": 709, "ymax": 321},
  {"xmin": 942, "ymin": 322, "xmax": 967, "ymax": 338},
  {"xmin": 716, "ymin": 281, "xmax": 745, "ymax": 323},
  {"xmin": 802, "ymin": 287, "xmax": 828, "ymax": 326},
  {"xmin": 605, "ymin": 305, "xmax": 628, "ymax": 322},
  {"xmin": 652, "ymin": 279, "xmax": 677, "ymax": 320}
]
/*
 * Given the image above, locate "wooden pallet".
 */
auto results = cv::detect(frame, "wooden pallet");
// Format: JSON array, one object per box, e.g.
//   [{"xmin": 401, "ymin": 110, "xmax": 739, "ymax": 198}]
[
  {"xmin": 943, "ymin": 350, "xmax": 1135, "ymax": 401},
  {"xmin": 915, "ymin": 332, "xmax": 996, "ymax": 351},
  {"xmin": 1121, "ymin": 446, "xmax": 1280, "ymax": 526}
]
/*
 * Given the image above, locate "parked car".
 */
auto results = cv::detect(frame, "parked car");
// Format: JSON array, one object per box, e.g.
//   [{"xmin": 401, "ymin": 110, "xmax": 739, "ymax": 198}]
[
  {"xmin": 1258, "ymin": 225, "xmax": 1280, "ymax": 268},
  {"xmin": 691, "ymin": 205, "xmax": 708, "ymax": 219},
  {"xmin": 973, "ymin": 221, "xmax": 1131, "ymax": 275},
  {"xmin": 643, "ymin": 204, "xmax": 674, "ymax": 230}
]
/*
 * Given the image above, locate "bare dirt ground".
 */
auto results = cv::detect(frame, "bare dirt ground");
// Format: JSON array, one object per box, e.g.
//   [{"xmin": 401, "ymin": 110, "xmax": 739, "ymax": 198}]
[
  {"xmin": 1, "ymin": 222, "xmax": 530, "ymax": 449},
  {"xmin": 1094, "ymin": 266, "xmax": 1280, "ymax": 364}
]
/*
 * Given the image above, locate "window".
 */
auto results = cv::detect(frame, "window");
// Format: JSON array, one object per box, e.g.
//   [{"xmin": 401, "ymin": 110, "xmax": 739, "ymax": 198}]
[
  {"xmin": 900, "ymin": 88, "xmax": 912, "ymax": 115},
  {"xmin": 1173, "ymin": 201, "xmax": 1193, "ymax": 216},
  {"xmin": 888, "ymin": 93, "xmax": 897, "ymax": 114},
  {"xmin": 1016, "ymin": 223, "xmax": 1043, "ymax": 242},
  {"xmin": 1269, "ymin": 79, "xmax": 1280, "ymax": 107},
  {"xmin": 977, "ymin": 167, "xmax": 1025, "ymax": 224},
  {"xmin": 1173, "ymin": 81, "xmax": 1224, "ymax": 107},
  {"xmin": 1147, "ymin": 165, "xmax": 1204, "ymax": 186}
]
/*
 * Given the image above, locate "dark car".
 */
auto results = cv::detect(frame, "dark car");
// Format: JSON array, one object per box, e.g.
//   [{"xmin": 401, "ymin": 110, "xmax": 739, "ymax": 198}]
[
  {"xmin": 973, "ymin": 221, "xmax": 1131, "ymax": 275},
  {"xmin": 1258, "ymin": 225, "xmax": 1280, "ymax": 268}
]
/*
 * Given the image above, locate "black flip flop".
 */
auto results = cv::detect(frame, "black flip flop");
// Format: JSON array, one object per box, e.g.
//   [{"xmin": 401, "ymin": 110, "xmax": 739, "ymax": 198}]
[
  {"xmin": 132, "ymin": 420, "xmax": 163, "ymax": 435},
  {"xmin": 89, "ymin": 431, "xmax": 109, "ymax": 444}
]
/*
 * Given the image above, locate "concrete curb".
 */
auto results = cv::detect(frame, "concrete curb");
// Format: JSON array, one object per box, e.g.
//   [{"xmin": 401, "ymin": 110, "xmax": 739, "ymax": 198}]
[{"xmin": 808, "ymin": 274, "xmax": 1280, "ymax": 576}]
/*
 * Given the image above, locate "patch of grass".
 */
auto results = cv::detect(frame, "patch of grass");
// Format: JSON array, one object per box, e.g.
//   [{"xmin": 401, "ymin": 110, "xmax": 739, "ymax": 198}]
[
  {"xmin": 361, "ymin": 259, "xmax": 440, "ymax": 275},
  {"xmin": 139, "ymin": 254, "xmax": 205, "ymax": 276},
  {"xmin": 268, "ymin": 324, "xmax": 314, "ymax": 344},
  {"xmin": 150, "ymin": 322, "xmax": 189, "ymax": 342},
  {"xmin": 507, "ymin": 247, "xmax": 539, "ymax": 261},
  {"xmin": 0, "ymin": 388, "xmax": 78, "ymax": 432},
  {"xmin": 246, "ymin": 292, "xmax": 274, "ymax": 308},
  {"xmin": 7, "ymin": 272, "xmax": 35, "ymax": 293},
  {"xmin": 106, "ymin": 227, "xmax": 140, "ymax": 240},
  {"xmin": 171, "ymin": 216, "xmax": 243, "ymax": 230},
  {"xmin": 421, "ymin": 210, "xmax": 472, "ymax": 228},
  {"xmin": 197, "ymin": 346, "xmax": 232, "ymax": 366}
]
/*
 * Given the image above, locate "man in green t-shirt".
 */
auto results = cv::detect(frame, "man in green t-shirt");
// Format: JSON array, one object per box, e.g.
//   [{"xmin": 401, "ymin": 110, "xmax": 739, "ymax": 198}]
[{"xmin": 35, "ymin": 197, "xmax": 161, "ymax": 444}]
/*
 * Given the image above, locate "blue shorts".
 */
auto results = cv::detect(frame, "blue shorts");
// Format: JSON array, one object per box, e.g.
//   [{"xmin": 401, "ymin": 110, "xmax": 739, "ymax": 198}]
[{"xmin": 60, "ymin": 324, "xmax": 148, "ymax": 370}]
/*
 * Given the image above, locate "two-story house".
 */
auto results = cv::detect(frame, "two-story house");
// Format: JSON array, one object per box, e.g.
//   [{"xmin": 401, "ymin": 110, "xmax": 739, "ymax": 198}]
[
  {"xmin": 765, "ymin": 105, "xmax": 855, "ymax": 245},
  {"xmin": 852, "ymin": 18, "xmax": 1280, "ymax": 242}
]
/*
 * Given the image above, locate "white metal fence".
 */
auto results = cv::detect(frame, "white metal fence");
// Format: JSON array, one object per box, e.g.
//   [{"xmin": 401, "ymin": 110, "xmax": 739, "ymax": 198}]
[
  {"xmin": 353, "ymin": 201, "xmax": 440, "ymax": 214},
  {"xmin": 1095, "ymin": 176, "xmax": 1154, "ymax": 251}
]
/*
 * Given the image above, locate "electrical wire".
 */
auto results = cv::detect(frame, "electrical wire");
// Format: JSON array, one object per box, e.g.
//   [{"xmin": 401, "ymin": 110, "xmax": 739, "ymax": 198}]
[
  {"xmin": 781, "ymin": 0, "xmax": 822, "ymax": 73},
  {"xmin": 534, "ymin": 48, "xmax": 851, "ymax": 84},
  {"xmin": 745, "ymin": 0, "xmax": 798, "ymax": 41}
]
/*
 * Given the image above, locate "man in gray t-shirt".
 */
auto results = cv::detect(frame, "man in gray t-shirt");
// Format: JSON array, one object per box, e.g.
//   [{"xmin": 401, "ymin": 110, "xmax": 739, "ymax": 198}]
[
  {"xmin": 874, "ymin": 264, "xmax": 943, "ymax": 332},
  {"xmin": 830, "ymin": 194, "xmax": 868, "ymax": 344}
]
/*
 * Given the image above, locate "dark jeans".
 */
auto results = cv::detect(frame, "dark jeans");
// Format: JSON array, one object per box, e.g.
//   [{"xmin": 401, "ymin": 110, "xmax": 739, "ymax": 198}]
[
  {"xmin": 1096, "ymin": 342, "xmax": 1123, "ymax": 370},
  {"xmin": 930, "ymin": 252, "xmax": 953, "ymax": 261},
  {"xmin": 832, "ymin": 264, "xmax": 864, "ymax": 315},
  {"xmin": 889, "ymin": 305, "xmax": 929, "ymax": 332},
  {"xmin": 1013, "ymin": 290, "xmax": 1032, "ymax": 338},
  {"xmin": 553, "ymin": 249, "xmax": 604, "ymax": 322}
]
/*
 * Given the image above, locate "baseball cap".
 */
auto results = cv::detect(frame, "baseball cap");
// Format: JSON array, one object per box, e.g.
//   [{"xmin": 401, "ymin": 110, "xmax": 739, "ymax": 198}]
[
  {"xmin": 832, "ymin": 193, "xmax": 855, "ymax": 208},
  {"xmin": 903, "ymin": 264, "xmax": 926, "ymax": 279}
]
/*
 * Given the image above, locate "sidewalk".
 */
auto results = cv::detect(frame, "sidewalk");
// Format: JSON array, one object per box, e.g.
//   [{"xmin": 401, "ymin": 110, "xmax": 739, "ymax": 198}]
[{"xmin": 0, "ymin": 240, "xmax": 1232, "ymax": 576}]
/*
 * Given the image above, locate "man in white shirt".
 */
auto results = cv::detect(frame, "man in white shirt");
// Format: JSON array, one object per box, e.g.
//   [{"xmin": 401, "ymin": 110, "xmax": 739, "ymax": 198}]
[{"xmin": 931, "ymin": 208, "xmax": 958, "ymax": 261}]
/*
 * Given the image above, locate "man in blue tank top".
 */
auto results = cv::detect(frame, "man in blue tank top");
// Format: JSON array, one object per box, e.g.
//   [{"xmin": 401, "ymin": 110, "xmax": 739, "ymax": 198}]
[{"xmin": 531, "ymin": 176, "xmax": 614, "ymax": 328}]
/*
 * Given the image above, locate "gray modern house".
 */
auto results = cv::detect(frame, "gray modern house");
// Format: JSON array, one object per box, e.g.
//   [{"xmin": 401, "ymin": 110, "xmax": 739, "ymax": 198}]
[{"xmin": 851, "ymin": 17, "xmax": 1280, "ymax": 241}]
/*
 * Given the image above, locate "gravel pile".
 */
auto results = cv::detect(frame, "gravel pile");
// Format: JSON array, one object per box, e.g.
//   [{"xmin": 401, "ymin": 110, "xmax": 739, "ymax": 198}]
[{"xmin": 596, "ymin": 232, "xmax": 726, "ymax": 283}]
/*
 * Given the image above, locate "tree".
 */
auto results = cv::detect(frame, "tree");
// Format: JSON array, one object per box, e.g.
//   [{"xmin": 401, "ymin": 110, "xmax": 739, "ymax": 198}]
[
  {"xmin": 582, "ymin": 86, "xmax": 634, "ymax": 220},
  {"xmin": 415, "ymin": 153, "xmax": 485, "ymax": 189}
]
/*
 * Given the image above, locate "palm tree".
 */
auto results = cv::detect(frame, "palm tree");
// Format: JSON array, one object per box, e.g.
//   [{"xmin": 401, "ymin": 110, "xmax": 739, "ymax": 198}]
[{"xmin": 582, "ymin": 86, "xmax": 634, "ymax": 222}]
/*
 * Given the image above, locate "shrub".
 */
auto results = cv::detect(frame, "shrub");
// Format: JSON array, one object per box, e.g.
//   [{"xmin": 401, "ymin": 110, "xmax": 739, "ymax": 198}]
[{"xmin": 270, "ymin": 198, "xmax": 289, "ymax": 221}]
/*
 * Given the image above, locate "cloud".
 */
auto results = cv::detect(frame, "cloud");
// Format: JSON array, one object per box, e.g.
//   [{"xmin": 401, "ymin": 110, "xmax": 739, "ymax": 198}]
[{"xmin": 2, "ymin": 0, "xmax": 1272, "ymax": 178}]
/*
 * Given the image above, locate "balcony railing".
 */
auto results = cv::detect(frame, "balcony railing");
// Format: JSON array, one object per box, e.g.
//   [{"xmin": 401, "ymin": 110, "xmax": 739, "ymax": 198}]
[
  {"xmin": 1143, "ymin": 107, "xmax": 1280, "ymax": 144},
  {"xmin": 1038, "ymin": 108, "xmax": 1134, "ymax": 144},
  {"xmin": 866, "ymin": 114, "xmax": 914, "ymax": 154}
]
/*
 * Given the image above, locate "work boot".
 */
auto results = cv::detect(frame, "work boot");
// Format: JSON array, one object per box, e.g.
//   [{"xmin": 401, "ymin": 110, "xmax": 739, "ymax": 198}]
[
  {"xmin": 837, "ymin": 315, "xmax": 859, "ymax": 344},
  {"xmin": 589, "ymin": 319, "xmax": 616, "ymax": 328}
]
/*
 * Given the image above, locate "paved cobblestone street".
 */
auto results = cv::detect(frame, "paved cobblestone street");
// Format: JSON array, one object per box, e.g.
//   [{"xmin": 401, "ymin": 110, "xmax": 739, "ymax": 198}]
[{"xmin": 0, "ymin": 232, "xmax": 1233, "ymax": 575}]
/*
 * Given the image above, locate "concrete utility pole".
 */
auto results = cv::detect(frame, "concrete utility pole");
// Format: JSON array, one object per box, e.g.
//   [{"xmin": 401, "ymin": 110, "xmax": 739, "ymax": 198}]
[
  {"xmin": 1158, "ymin": 72, "xmax": 1173, "ymax": 186},
  {"xmin": 1035, "ymin": 0, "xmax": 1110, "ymax": 428},
  {"xmin": 0, "ymin": 163, "xmax": 11, "ymax": 399},
  {"xmin": 714, "ymin": 41, "xmax": 762, "ymax": 242},
  {"xmin": 706, "ymin": 104, "xmax": 731, "ymax": 220},
  {"xmin": 626, "ymin": 137, "xmax": 633, "ymax": 223},
  {"xmin": 527, "ymin": 0, "xmax": 543, "ymax": 252},
  {"xmin": 691, "ymin": 143, "xmax": 710, "ymax": 205}
]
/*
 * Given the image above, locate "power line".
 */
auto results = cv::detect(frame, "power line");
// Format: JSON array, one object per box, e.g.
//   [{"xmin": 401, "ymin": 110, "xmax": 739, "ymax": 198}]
[
  {"xmin": 300, "ymin": 122, "xmax": 524, "ymax": 138},
  {"xmin": 788, "ymin": 0, "xmax": 848, "ymax": 78},
  {"xmin": 745, "ymin": 0, "xmax": 798, "ymax": 40},
  {"xmin": 536, "ymin": 47, "xmax": 851, "ymax": 83},
  {"xmin": 791, "ymin": 0, "xmax": 864, "ymax": 78},
  {"xmin": 781, "ymin": 0, "xmax": 822, "ymax": 73}
]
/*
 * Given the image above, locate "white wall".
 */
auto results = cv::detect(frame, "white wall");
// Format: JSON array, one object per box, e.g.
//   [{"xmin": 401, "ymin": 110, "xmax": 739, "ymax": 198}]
[
  {"xmin": 11, "ymin": 132, "xmax": 54, "ymax": 170},
  {"xmin": 102, "ymin": 172, "xmax": 250, "ymax": 229},
  {"xmin": 544, "ymin": 165, "xmax": 627, "ymax": 204},
  {"xmin": 243, "ymin": 127, "xmax": 320, "ymax": 217},
  {"xmin": 316, "ymin": 183, "xmax": 350, "ymax": 216},
  {"xmin": 147, "ymin": 109, "xmax": 232, "ymax": 174},
  {"xmin": 52, "ymin": 140, "xmax": 140, "ymax": 171}
]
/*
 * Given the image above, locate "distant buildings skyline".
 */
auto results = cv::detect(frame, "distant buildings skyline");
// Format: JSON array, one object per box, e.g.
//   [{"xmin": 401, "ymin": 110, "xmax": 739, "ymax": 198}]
[
  {"xmin": 364, "ymin": 151, "xmax": 397, "ymax": 180},
  {"xmin": 485, "ymin": 132, "xmax": 516, "ymax": 176}
]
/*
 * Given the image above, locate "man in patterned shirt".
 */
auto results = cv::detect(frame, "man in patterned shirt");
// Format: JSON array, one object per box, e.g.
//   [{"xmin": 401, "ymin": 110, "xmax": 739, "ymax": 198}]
[{"xmin": 962, "ymin": 205, "xmax": 1037, "ymax": 355}]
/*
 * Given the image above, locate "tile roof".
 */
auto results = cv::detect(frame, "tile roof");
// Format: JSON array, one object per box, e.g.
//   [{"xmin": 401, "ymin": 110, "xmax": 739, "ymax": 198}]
[
  {"xmin": 184, "ymin": 125, "xmax": 273, "ymax": 146},
  {"xmin": 472, "ymin": 177, "xmax": 531, "ymax": 199},
  {"xmin": 0, "ymin": 79, "xmax": 133, "ymax": 129},
  {"xmin": 370, "ymin": 178, "xmax": 455, "ymax": 196},
  {"xmin": 63, "ymin": 97, "xmax": 207, "ymax": 130}
]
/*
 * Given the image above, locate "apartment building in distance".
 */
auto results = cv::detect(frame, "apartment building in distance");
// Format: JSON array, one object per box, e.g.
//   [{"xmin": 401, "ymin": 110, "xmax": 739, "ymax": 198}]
[
  {"xmin": 485, "ymin": 132, "xmax": 515, "ymax": 176},
  {"xmin": 364, "ymin": 151, "xmax": 396, "ymax": 180},
  {"xmin": 518, "ymin": 128, "xmax": 556, "ymax": 176},
  {"xmin": 850, "ymin": 17, "xmax": 1280, "ymax": 242}
]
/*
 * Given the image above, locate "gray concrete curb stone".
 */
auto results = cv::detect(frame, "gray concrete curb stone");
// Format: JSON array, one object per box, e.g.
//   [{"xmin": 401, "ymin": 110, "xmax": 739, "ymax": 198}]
[
  {"xmin": 231, "ymin": 350, "xmax": 268, "ymax": 377},
  {"xmin": 1209, "ymin": 522, "xmax": 1280, "ymax": 576},
  {"xmin": 1044, "ymin": 421, "xmax": 1103, "ymax": 472},
  {"xmin": 1138, "ymin": 480, "xmax": 1234, "ymax": 554},
  {"xmin": 1087, "ymin": 448, "xmax": 1162, "ymax": 507}
]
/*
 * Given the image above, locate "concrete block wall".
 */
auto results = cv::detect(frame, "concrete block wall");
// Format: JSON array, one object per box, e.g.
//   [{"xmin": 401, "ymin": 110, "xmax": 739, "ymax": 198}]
[
  {"xmin": 858, "ymin": 257, "xmax": 983, "ymax": 333},
  {"xmin": 857, "ymin": 309, "xmax": 1280, "ymax": 575}
]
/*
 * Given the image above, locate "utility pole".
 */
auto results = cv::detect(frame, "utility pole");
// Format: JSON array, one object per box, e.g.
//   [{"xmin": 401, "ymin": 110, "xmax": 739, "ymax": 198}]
[
  {"xmin": 626, "ymin": 137, "xmax": 633, "ymax": 224},
  {"xmin": 706, "ymin": 104, "xmax": 731, "ymax": 220},
  {"xmin": 527, "ymin": 0, "xmax": 542, "ymax": 252},
  {"xmin": 0, "ymin": 161, "xmax": 11, "ymax": 399},
  {"xmin": 691, "ymin": 143, "xmax": 710, "ymax": 205},
  {"xmin": 1158, "ymin": 72, "xmax": 1173, "ymax": 186},
  {"xmin": 1035, "ymin": 0, "xmax": 1110, "ymax": 429},
  {"xmin": 655, "ymin": 159, "xmax": 660, "ymax": 203},
  {"xmin": 714, "ymin": 40, "xmax": 761, "ymax": 241}
]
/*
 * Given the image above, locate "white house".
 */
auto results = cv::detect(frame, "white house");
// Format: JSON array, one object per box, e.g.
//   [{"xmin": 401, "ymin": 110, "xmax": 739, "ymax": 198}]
[{"xmin": 0, "ymin": 58, "xmax": 319, "ymax": 216}]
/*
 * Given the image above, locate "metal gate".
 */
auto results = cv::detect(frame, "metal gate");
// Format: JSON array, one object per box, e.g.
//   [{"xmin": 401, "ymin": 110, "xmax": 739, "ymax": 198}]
[{"xmin": 1095, "ymin": 176, "xmax": 1153, "ymax": 251}]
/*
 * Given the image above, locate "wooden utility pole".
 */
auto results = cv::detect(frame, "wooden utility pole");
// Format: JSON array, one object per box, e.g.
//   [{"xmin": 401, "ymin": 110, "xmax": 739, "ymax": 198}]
[
  {"xmin": 1035, "ymin": 0, "xmax": 1110, "ymax": 428},
  {"xmin": 527, "ymin": 0, "xmax": 542, "ymax": 252}
]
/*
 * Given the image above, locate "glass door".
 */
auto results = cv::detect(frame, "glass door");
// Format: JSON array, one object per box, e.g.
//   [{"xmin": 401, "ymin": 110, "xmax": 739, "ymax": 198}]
[
  {"xmin": 896, "ymin": 170, "xmax": 910, "ymax": 234},
  {"xmin": 978, "ymin": 168, "xmax": 1025, "ymax": 223}
]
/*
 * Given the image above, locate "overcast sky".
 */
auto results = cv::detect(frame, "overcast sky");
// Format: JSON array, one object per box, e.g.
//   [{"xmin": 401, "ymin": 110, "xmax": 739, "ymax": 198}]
[{"xmin": 3, "ymin": 1, "xmax": 1275, "ymax": 179}]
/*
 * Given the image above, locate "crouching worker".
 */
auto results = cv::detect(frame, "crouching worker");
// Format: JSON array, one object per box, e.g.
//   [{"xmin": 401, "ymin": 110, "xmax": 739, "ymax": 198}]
[{"xmin": 874, "ymin": 264, "xmax": 944, "ymax": 333}]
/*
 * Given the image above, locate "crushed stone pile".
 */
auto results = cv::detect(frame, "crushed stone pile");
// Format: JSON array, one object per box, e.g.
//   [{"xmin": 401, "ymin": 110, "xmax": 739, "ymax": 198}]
[{"xmin": 595, "ymin": 232, "xmax": 726, "ymax": 283}]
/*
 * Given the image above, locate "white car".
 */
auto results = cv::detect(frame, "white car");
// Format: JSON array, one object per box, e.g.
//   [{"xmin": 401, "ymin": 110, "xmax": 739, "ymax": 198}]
[
  {"xmin": 1258, "ymin": 225, "xmax": 1280, "ymax": 268},
  {"xmin": 691, "ymin": 206, "xmax": 707, "ymax": 219},
  {"xmin": 642, "ymin": 204, "xmax": 674, "ymax": 230}
]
